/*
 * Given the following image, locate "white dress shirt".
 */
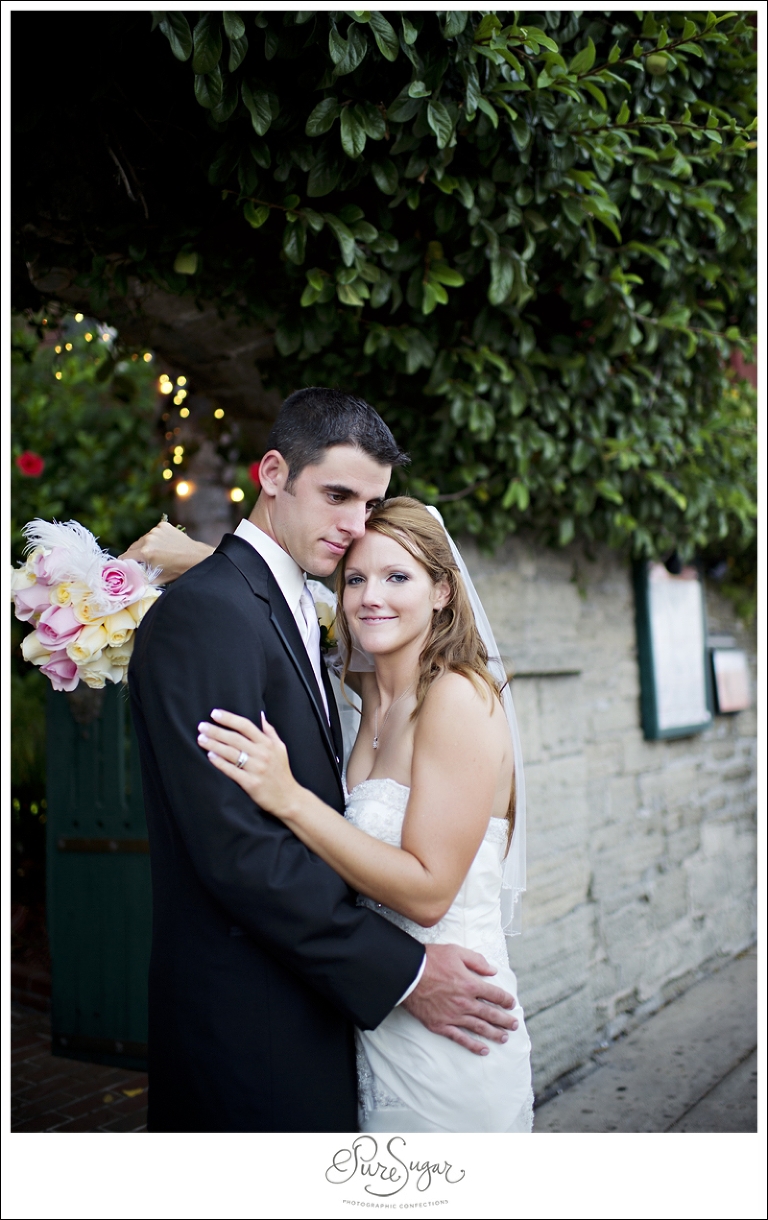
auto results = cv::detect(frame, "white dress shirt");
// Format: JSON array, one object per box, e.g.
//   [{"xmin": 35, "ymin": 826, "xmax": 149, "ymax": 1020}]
[
  {"xmin": 233, "ymin": 517, "xmax": 425, "ymax": 1005},
  {"xmin": 234, "ymin": 518, "xmax": 328, "ymax": 716}
]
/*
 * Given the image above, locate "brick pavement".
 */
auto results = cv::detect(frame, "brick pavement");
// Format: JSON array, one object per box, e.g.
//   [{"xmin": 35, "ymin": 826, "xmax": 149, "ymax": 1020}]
[{"xmin": 11, "ymin": 1003, "xmax": 148, "ymax": 1132}]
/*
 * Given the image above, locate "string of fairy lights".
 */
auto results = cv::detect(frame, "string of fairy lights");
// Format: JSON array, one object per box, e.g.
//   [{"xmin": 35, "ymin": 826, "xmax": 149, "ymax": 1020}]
[{"xmin": 44, "ymin": 314, "xmax": 246, "ymax": 506}]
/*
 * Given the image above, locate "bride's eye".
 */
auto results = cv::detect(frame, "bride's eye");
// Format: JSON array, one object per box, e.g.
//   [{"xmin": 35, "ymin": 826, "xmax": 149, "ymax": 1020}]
[
  {"xmin": 388, "ymin": 573, "xmax": 408, "ymax": 583},
  {"xmin": 345, "ymin": 575, "xmax": 364, "ymax": 586}
]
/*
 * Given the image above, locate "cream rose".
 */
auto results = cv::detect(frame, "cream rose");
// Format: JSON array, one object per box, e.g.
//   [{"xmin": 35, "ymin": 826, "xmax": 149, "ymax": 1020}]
[
  {"xmin": 103, "ymin": 608, "xmax": 136, "ymax": 647},
  {"xmin": 66, "ymin": 623, "xmax": 108, "ymax": 665},
  {"xmin": 105, "ymin": 643, "xmax": 134, "ymax": 668},
  {"xmin": 71, "ymin": 589, "xmax": 107, "ymax": 625},
  {"xmin": 49, "ymin": 580, "xmax": 88, "ymax": 608},
  {"xmin": 127, "ymin": 586, "xmax": 162, "ymax": 624},
  {"xmin": 77, "ymin": 651, "xmax": 123, "ymax": 689},
  {"xmin": 11, "ymin": 564, "xmax": 36, "ymax": 594},
  {"xmin": 21, "ymin": 630, "xmax": 53, "ymax": 665}
]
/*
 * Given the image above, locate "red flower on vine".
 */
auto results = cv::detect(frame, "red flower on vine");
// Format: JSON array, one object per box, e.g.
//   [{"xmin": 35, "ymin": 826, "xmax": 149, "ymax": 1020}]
[
  {"xmin": 16, "ymin": 451, "xmax": 45, "ymax": 477},
  {"xmin": 249, "ymin": 460, "xmax": 261, "ymax": 488}
]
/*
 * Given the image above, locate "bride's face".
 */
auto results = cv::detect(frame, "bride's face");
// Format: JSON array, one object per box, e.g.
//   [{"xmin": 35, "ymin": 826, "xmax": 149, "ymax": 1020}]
[{"xmin": 342, "ymin": 530, "xmax": 449, "ymax": 657}]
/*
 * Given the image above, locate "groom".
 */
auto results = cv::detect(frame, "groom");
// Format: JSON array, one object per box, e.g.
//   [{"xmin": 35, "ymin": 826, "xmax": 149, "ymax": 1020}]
[{"xmin": 127, "ymin": 387, "xmax": 518, "ymax": 1132}]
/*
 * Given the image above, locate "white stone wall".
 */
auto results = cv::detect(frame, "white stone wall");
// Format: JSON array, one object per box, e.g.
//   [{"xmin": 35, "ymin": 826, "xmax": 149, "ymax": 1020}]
[{"xmin": 460, "ymin": 537, "xmax": 757, "ymax": 1093}]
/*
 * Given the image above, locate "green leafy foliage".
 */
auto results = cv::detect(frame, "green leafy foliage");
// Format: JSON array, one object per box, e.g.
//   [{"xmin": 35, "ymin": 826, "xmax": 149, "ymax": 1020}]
[
  {"xmin": 17, "ymin": 11, "xmax": 757, "ymax": 576},
  {"xmin": 11, "ymin": 314, "xmax": 168, "ymax": 560}
]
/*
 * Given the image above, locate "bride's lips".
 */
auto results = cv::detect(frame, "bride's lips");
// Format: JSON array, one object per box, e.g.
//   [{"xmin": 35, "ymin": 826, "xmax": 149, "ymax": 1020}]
[{"xmin": 358, "ymin": 615, "xmax": 397, "ymax": 625}]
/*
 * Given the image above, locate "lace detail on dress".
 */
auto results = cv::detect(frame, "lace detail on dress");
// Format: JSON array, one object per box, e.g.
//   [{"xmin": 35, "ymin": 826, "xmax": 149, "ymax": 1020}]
[
  {"xmin": 356, "ymin": 1032, "xmax": 404, "ymax": 1124},
  {"xmin": 512, "ymin": 1087, "xmax": 535, "ymax": 1133}
]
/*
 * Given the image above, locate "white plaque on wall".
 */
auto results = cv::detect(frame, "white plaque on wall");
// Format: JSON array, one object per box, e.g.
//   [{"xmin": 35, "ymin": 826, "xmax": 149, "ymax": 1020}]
[{"xmin": 634, "ymin": 561, "xmax": 713, "ymax": 740}]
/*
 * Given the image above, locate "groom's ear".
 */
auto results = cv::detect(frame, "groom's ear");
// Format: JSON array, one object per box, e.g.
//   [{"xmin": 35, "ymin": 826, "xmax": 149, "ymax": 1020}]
[{"xmin": 257, "ymin": 450, "xmax": 289, "ymax": 496}]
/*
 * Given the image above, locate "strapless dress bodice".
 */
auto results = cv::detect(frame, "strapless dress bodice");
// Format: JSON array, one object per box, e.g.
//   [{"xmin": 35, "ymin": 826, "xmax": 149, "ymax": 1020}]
[{"xmin": 344, "ymin": 776, "xmax": 509, "ymax": 970}]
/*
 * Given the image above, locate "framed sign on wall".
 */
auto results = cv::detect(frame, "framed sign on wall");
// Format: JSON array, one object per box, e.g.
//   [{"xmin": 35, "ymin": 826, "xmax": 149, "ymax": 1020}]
[
  {"xmin": 709, "ymin": 637, "xmax": 752, "ymax": 714},
  {"xmin": 634, "ymin": 561, "xmax": 713, "ymax": 740}
]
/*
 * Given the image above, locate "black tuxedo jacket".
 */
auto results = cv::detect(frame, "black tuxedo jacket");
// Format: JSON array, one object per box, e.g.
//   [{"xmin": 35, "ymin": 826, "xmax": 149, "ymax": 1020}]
[{"xmin": 128, "ymin": 534, "xmax": 423, "ymax": 1132}]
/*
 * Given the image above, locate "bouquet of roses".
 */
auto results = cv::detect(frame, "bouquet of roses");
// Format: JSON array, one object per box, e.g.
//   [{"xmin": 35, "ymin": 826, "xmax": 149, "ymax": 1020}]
[{"xmin": 11, "ymin": 518, "xmax": 162, "ymax": 692}]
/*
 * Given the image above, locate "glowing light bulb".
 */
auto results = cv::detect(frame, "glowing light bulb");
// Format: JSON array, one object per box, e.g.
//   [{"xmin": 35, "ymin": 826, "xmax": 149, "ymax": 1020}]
[
  {"xmin": 65, "ymin": 342, "xmax": 73, "ymax": 351},
  {"xmin": 75, "ymin": 313, "xmax": 84, "ymax": 322},
  {"xmin": 162, "ymin": 468, "xmax": 173, "ymax": 480},
  {"xmin": 159, "ymin": 373, "xmax": 170, "ymax": 383},
  {"xmin": 85, "ymin": 333, "xmax": 93, "ymax": 341},
  {"xmin": 55, "ymin": 371, "xmax": 63, "ymax": 380},
  {"xmin": 179, "ymin": 407, "xmax": 190, "ymax": 418},
  {"xmin": 176, "ymin": 482, "xmax": 191, "ymax": 497},
  {"xmin": 230, "ymin": 487, "xmax": 245, "ymax": 503},
  {"xmin": 55, "ymin": 345, "xmax": 62, "ymax": 353},
  {"xmin": 214, "ymin": 408, "xmax": 225, "ymax": 419},
  {"xmin": 176, "ymin": 388, "xmax": 187, "ymax": 399},
  {"xmin": 177, "ymin": 376, "xmax": 187, "ymax": 386},
  {"xmin": 173, "ymin": 393, "xmax": 183, "ymax": 405},
  {"xmin": 173, "ymin": 454, "xmax": 183, "ymax": 465},
  {"xmin": 174, "ymin": 445, "xmax": 184, "ymax": 455},
  {"xmin": 102, "ymin": 333, "xmax": 110, "ymax": 341},
  {"xmin": 143, "ymin": 352, "xmax": 153, "ymax": 362},
  {"xmin": 160, "ymin": 382, "xmax": 174, "ymax": 395}
]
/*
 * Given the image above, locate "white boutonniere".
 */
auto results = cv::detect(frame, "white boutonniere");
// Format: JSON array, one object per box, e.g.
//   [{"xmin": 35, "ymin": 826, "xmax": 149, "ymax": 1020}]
[{"xmin": 305, "ymin": 580, "xmax": 339, "ymax": 663}]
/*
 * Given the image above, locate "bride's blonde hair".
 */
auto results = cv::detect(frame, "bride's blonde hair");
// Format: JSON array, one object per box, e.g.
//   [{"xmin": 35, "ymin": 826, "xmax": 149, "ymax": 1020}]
[{"xmin": 336, "ymin": 496, "xmax": 515, "ymax": 836}]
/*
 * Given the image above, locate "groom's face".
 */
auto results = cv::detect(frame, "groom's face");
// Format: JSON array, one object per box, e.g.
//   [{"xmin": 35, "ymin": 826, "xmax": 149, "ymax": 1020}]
[{"xmin": 271, "ymin": 444, "xmax": 391, "ymax": 576}]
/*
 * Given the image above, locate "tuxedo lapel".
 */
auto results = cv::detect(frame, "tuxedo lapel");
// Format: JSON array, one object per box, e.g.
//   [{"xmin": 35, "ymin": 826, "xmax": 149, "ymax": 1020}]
[
  {"xmin": 269, "ymin": 603, "xmax": 343, "ymax": 784},
  {"xmin": 216, "ymin": 535, "xmax": 342, "ymax": 789},
  {"xmin": 322, "ymin": 660, "xmax": 345, "ymax": 764}
]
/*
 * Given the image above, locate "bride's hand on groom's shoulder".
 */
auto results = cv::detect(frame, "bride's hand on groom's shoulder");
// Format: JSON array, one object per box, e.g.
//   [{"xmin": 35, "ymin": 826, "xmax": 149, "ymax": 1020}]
[
  {"xmin": 403, "ymin": 943, "xmax": 518, "ymax": 1056},
  {"xmin": 198, "ymin": 709, "xmax": 301, "ymax": 818},
  {"xmin": 120, "ymin": 520, "xmax": 213, "ymax": 582}
]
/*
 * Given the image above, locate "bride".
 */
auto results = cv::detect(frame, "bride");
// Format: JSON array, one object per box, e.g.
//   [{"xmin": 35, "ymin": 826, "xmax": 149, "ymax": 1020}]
[{"xmin": 189, "ymin": 496, "xmax": 532, "ymax": 1133}]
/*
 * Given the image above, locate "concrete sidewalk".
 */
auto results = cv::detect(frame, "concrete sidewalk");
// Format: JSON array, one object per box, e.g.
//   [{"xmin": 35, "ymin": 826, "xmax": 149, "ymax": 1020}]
[{"xmin": 533, "ymin": 946, "xmax": 757, "ymax": 1132}]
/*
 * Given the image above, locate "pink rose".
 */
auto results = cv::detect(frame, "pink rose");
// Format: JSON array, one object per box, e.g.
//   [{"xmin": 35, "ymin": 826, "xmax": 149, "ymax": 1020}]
[
  {"xmin": 13, "ymin": 582, "xmax": 54, "ymax": 622},
  {"xmin": 40, "ymin": 650, "xmax": 79, "ymax": 692},
  {"xmin": 31, "ymin": 546, "xmax": 70, "ymax": 586},
  {"xmin": 100, "ymin": 560, "xmax": 146, "ymax": 607},
  {"xmin": 36, "ymin": 604, "xmax": 83, "ymax": 649}
]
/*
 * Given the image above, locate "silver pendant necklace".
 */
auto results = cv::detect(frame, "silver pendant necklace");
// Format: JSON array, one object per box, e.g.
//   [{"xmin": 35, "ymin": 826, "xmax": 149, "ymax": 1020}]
[{"xmin": 373, "ymin": 683, "xmax": 414, "ymax": 750}]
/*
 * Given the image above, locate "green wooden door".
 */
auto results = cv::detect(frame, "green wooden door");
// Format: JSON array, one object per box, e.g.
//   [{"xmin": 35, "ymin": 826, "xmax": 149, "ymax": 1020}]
[{"xmin": 46, "ymin": 684, "xmax": 151, "ymax": 1069}]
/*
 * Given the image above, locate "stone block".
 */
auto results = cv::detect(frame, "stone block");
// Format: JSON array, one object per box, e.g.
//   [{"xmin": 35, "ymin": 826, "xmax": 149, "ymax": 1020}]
[
  {"xmin": 589, "ymin": 699, "xmax": 641, "ymax": 736},
  {"xmin": 590, "ymin": 830, "xmax": 665, "ymax": 901},
  {"xmin": 509, "ymin": 678, "xmax": 543, "ymax": 764},
  {"xmin": 600, "ymin": 900, "xmax": 653, "ymax": 982},
  {"xmin": 707, "ymin": 897, "xmax": 757, "ymax": 955},
  {"xmin": 649, "ymin": 869, "xmax": 689, "ymax": 930},
  {"xmin": 585, "ymin": 739, "xmax": 624, "ymax": 780},
  {"xmin": 637, "ymin": 920, "xmax": 707, "ymax": 999},
  {"xmin": 523, "ymin": 853, "xmax": 591, "ymax": 927},
  {"xmin": 686, "ymin": 853, "xmax": 732, "ymax": 915},
  {"xmin": 606, "ymin": 774, "xmax": 639, "ymax": 822},
  {"xmin": 621, "ymin": 732, "xmax": 666, "ymax": 776},
  {"xmin": 638, "ymin": 764, "xmax": 699, "ymax": 815},
  {"xmin": 668, "ymin": 819, "xmax": 702, "ymax": 868},
  {"xmin": 538, "ymin": 677, "xmax": 586, "ymax": 758},
  {"xmin": 527, "ymin": 985, "xmax": 596, "ymax": 1093},
  {"xmin": 510, "ymin": 904, "xmax": 594, "ymax": 1017}
]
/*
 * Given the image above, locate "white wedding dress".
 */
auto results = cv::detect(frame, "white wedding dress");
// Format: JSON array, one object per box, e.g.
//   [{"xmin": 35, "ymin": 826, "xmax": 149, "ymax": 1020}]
[{"xmin": 345, "ymin": 777, "xmax": 534, "ymax": 1133}]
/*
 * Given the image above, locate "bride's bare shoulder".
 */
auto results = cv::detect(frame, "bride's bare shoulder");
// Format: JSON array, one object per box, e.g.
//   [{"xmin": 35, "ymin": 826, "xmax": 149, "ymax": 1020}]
[{"xmin": 420, "ymin": 670, "xmax": 498, "ymax": 724}]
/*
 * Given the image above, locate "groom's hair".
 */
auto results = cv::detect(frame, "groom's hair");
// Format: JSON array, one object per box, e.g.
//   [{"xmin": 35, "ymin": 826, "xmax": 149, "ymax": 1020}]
[{"xmin": 266, "ymin": 387, "xmax": 409, "ymax": 486}]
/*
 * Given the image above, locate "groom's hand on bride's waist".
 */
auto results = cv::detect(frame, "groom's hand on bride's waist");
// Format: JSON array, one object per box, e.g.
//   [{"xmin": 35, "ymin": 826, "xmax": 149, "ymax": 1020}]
[{"xmin": 401, "ymin": 943, "xmax": 518, "ymax": 1056}]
